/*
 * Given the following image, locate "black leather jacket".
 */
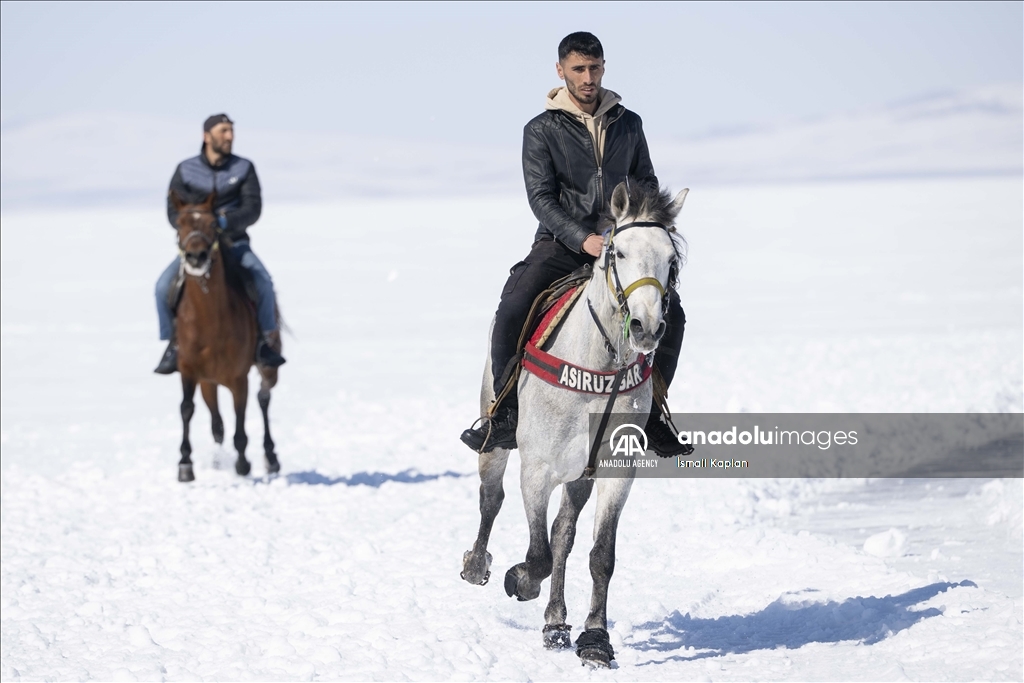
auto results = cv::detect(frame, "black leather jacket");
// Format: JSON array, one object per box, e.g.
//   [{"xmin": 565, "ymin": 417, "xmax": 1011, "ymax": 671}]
[{"xmin": 523, "ymin": 104, "xmax": 658, "ymax": 253}]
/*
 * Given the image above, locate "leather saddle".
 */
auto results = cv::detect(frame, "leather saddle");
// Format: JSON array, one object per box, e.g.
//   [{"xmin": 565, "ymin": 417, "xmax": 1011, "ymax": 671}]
[{"xmin": 491, "ymin": 264, "xmax": 593, "ymax": 407}]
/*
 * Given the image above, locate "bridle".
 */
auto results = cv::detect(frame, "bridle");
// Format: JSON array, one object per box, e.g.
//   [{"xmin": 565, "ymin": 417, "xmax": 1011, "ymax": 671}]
[
  {"xmin": 579, "ymin": 217, "xmax": 678, "ymax": 476},
  {"xmin": 177, "ymin": 210, "xmax": 220, "ymax": 293},
  {"xmin": 587, "ymin": 219, "xmax": 676, "ymax": 364}
]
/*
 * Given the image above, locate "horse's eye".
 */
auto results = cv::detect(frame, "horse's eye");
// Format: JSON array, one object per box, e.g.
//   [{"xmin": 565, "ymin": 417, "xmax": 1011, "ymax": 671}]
[{"xmin": 615, "ymin": 250, "xmax": 625, "ymax": 259}]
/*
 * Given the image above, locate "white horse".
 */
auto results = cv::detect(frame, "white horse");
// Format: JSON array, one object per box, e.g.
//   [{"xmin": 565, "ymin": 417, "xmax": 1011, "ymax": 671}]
[{"xmin": 461, "ymin": 181, "xmax": 688, "ymax": 667}]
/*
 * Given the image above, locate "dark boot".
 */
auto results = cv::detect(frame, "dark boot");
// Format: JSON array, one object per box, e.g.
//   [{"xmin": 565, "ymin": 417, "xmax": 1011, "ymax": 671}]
[
  {"xmin": 256, "ymin": 331, "xmax": 286, "ymax": 368},
  {"xmin": 645, "ymin": 408, "xmax": 694, "ymax": 457},
  {"xmin": 461, "ymin": 404, "xmax": 518, "ymax": 453},
  {"xmin": 154, "ymin": 340, "xmax": 178, "ymax": 374}
]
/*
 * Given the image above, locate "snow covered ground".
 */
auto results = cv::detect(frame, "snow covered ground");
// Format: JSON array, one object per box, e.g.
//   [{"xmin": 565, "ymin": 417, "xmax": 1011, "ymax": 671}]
[{"xmin": 1, "ymin": 177, "xmax": 1022, "ymax": 680}]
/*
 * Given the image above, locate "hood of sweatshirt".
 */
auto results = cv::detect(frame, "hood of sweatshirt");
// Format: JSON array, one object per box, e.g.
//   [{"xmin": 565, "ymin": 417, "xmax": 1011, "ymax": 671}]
[
  {"xmin": 544, "ymin": 86, "xmax": 622, "ymax": 119},
  {"xmin": 544, "ymin": 86, "xmax": 623, "ymax": 166}
]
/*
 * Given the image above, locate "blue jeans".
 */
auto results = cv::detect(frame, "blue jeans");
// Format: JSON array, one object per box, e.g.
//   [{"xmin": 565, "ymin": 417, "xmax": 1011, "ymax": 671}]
[{"xmin": 154, "ymin": 240, "xmax": 278, "ymax": 340}]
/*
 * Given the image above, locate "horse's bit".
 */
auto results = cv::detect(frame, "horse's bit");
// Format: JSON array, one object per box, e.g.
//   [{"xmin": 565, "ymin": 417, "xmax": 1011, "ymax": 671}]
[{"xmin": 177, "ymin": 217, "xmax": 220, "ymax": 294}]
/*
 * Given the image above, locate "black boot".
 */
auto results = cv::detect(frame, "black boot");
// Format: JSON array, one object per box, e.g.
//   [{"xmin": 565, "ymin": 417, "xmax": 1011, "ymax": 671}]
[
  {"xmin": 461, "ymin": 404, "xmax": 518, "ymax": 453},
  {"xmin": 154, "ymin": 340, "xmax": 178, "ymax": 374},
  {"xmin": 645, "ymin": 409, "xmax": 694, "ymax": 457},
  {"xmin": 256, "ymin": 332, "xmax": 286, "ymax": 368}
]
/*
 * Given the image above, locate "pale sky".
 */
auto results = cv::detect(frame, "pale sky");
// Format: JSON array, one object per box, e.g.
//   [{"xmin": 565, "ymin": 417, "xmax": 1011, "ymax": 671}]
[{"xmin": 1, "ymin": 1, "xmax": 1021, "ymax": 146}]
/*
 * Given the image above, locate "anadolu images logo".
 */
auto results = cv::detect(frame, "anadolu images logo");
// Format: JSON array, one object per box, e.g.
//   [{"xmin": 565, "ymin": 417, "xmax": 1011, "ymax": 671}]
[{"xmin": 609, "ymin": 423, "xmax": 648, "ymax": 457}]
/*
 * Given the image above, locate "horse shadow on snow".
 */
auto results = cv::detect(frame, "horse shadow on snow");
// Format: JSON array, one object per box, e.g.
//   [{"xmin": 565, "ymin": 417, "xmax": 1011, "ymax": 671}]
[
  {"xmin": 285, "ymin": 468, "xmax": 468, "ymax": 488},
  {"xmin": 631, "ymin": 580, "xmax": 976, "ymax": 664}
]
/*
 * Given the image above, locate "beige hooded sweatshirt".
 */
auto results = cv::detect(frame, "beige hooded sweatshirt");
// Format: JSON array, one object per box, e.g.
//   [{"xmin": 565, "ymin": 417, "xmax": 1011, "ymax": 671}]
[{"xmin": 545, "ymin": 86, "xmax": 623, "ymax": 167}]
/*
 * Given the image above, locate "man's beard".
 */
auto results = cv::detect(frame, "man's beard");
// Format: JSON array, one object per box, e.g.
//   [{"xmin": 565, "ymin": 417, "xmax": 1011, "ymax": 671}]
[
  {"xmin": 567, "ymin": 81, "xmax": 598, "ymax": 105},
  {"xmin": 212, "ymin": 140, "xmax": 232, "ymax": 156}
]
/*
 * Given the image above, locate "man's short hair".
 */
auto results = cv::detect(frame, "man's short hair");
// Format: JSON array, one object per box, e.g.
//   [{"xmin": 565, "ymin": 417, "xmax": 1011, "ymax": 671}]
[{"xmin": 558, "ymin": 32, "xmax": 603, "ymax": 62}]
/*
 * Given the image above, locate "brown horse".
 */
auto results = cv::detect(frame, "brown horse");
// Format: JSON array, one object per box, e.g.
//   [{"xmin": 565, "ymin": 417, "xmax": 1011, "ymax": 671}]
[{"xmin": 169, "ymin": 191, "xmax": 282, "ymax": 482}]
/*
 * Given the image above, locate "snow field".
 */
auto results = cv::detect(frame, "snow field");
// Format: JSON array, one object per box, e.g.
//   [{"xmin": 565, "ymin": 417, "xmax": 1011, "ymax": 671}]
[
  {"xmin": 2, "ymin": 177, "xmax": 1022, "ymax": 679},
  {"xmin": 2, "ymin": 458, "xmax": 1020, "ymax": 680}
]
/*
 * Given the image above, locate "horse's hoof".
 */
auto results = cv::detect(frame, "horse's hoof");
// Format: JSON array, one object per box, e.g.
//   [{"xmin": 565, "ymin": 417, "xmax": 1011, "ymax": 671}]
[
  {"xmin": 461, "ymin": 549, "xmax": 492, "ymax": 586},
  {"xmin": 543, "ymin": 623, "xmax": 572, "ymax": 649},
  {"xmin": 576, "ymin": 629, "xmax": 614, "ymax": 667},
  {"xmin": 235, "ymin": 458, "xmax": 251, "ymax": 476},
  {"xmin": 178, "ymin": 464, "xmax": 195, "ymax": 482},
  {"xmin": 460, "ymin": 568, "xmax": 490, "ymax": 585},
  {"xmin": 265, "ymin": 457, "xmax": 280, "ymax": 475},
  {"xmin": 503, "ymin": 563, "xmax": 540, "ymax": 601}
]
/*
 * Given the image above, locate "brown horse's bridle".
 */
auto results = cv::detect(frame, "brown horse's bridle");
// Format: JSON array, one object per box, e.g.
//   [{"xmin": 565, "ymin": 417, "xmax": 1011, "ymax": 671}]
[{"xmin": 177, "ymin": 211, "xmax": 220, "ymax": 292}]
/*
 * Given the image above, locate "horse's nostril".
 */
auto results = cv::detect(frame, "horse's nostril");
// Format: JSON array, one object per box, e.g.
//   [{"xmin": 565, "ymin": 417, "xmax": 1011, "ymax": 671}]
[
  {"xmin": 629, "ymin": 319, "xmax": 644, "ymax": 336},
  {"xmin": 654, "ymin": 321, "xmax": 667, "ymax": 341}
]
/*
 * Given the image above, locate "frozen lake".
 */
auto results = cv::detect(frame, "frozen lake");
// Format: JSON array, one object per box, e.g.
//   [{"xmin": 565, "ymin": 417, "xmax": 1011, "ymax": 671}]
[{"xmin": 1, "ymin": 177, "xmax": 1021, "ymax": 680}]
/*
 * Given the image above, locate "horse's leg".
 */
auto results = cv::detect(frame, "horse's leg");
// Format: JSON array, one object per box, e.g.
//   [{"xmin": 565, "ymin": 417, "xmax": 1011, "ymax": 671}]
[
  {"xmin": 576, "ymin": 476, "xmax": 635, "ymax": 667},
  {"xmin": 178, "ymin": 377, "xmax": 197, "ymax": 482},
  {"xmin": 230, "ymin": 375, "xmax": 251, "ymax": 476},
  {"xmin": 504, "ymin": 466, "xmax": 556, "ymax": 602},
  {"xmin": 200, "ymin": 381, "xmax": 224, "ymax": 445},
  {"xmin": 543, "ymin": 477, "xmax": 594, "ymax": 648},
  {"xmin": 461, "ymin": 447, "xmax": 511, "ymax": 585},
  {"xmin": 257, "ymin": 375, "xmax": 279, "ymax": 474}
]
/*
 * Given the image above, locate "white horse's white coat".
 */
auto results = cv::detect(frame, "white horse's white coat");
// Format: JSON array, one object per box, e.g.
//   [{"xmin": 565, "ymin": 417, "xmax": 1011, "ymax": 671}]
[{"xmin": 462, "ymin": 183, "xmax": 688, "ymax": 665}]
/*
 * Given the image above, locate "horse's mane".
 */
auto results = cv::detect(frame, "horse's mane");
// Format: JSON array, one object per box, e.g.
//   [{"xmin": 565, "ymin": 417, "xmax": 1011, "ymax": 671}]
[
  {"xmin": 218, "ymin": 235, "xmax": 286, "ymax": 332},
  {"xmin": 598, "ymin": 181, "xmax": 689, "ymax": 279},
  {"xmin": 598, "ymin": 182, "xmax": 679, "ymax": 230},
  {"xmin": 218, "ymin": 237, "xmax": 250, "ymax": 297},
  {"xmin": 217, "ymin": 236, "xmax": 264, "ymax": 311}
]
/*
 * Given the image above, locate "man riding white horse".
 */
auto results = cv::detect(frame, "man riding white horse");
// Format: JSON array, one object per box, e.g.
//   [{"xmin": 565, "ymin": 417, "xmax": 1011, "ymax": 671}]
[
  {"xmin": 461, "ymin": 32, "xmax": 689, "ymax": 456},
  {"xmin": 154, "ymin": 113, "xmax": 285, "ymax": 374}
]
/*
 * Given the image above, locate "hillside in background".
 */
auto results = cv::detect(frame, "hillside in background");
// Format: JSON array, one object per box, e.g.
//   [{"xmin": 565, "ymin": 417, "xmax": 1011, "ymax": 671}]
[{"xmin": 1, "ymin": 84, "xmax": 1020, "ymax": 210}]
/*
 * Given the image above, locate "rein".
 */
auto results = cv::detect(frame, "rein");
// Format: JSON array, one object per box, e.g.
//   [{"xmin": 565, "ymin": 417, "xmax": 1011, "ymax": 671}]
[{"xmin": 582, "ymin": 218, "xmax": 674, "ymax": 477}]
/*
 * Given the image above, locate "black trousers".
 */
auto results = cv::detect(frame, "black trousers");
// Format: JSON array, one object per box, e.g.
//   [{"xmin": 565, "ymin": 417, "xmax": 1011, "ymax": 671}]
[{"xmin": 491, "ymin": 238, "xmax": 685, "ymax": 408}]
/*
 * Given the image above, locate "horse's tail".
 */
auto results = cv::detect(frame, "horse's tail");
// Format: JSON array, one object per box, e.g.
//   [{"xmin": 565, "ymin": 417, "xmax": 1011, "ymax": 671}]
[{"xmin": 275, "ymin": 305, "xmax": 291, "ymax": 338}]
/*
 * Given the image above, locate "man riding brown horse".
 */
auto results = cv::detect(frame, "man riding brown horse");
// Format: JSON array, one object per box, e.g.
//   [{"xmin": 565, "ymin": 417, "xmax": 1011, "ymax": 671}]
[
  {"xmin": 154, "ymin": 113, "xmax": 285, "ymax": 373},
  {"xmin": 460, "ymin": 32, "xmax": 691, "ymax": 457}
]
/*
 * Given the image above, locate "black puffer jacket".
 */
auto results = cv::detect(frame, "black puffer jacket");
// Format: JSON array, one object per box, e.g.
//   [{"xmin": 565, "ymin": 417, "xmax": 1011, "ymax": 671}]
[
  {"xmin": 166, "ymin": 146, "xmax": 262, "ymax": 242},
  {"xmin": 523, "ymin": 105, "xmax": 658, "ymax": 253}
]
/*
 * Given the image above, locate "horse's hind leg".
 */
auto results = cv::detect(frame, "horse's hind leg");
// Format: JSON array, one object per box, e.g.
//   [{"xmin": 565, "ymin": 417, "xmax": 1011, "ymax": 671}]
[
  {"xmin": 461, "ymin": 447, "xmax": 511, "ymax": 585},
  {"xmin": 504, "ymin": 466, "xmax": 556, "ymax": 602},
  {"xmin": 200, "ymin": 381, "xmax": 224, "ymax": 445},
  {"xmin": 543, "ymin": 478, "xmax": 594, "ymax": 649},
  {"xmin": 577, "ymin": 476, "xmax": 635, "ymax": 667},
  {"xmin": 257, "ymin": 374, "xmax": 279, "ymax": 475},
  {"xmin": 229, "ymin": 375, "xmax": 251, "ymax": 476},
  {"xmin": 178, "ymin": 377, "xmax": 197, "ymax": 482}
]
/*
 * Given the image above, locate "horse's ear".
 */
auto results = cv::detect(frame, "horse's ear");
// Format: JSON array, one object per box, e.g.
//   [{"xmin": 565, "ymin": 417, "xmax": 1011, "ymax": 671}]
[
  {"xmin": 200, "ymin": 192, "xmax": 216, "ymax": 211},
  {"xmin": 670, "ymin": 188, "xmax": 689, "ymax": 216},
  {"xmin": 610, "ymin": 182, "xmax": 630, "ymax": 222},
  {"xmin": 169, "ymin": 190, "xmax": 185, "ymax": 212}
]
